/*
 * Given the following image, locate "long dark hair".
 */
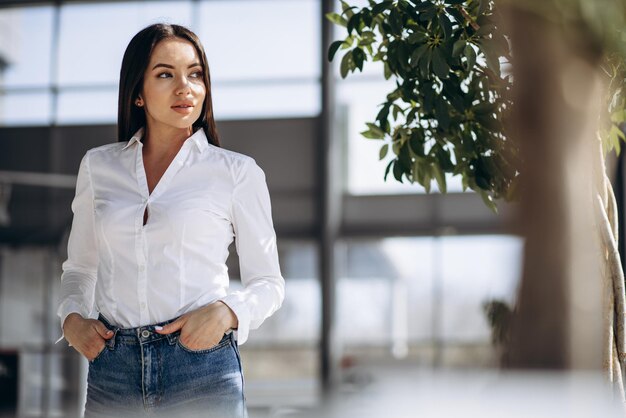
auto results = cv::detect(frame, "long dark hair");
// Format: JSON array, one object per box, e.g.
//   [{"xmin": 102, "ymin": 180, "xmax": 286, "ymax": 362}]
[{"xmin": 117, "ymin": 23, "xmax": 220, "ymax": 147}]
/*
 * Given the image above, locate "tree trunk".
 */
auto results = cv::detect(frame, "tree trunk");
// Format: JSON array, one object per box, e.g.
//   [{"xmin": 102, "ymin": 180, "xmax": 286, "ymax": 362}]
[{"xmin": 504, "ymin": 6, "xmax": 605, "ymax": 370}]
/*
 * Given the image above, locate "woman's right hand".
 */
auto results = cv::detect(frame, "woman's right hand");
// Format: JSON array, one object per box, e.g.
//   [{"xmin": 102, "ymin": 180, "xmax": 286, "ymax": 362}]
[{"xmin": 62, "ymin": 313, "xmax": 114, "ymax": 361}]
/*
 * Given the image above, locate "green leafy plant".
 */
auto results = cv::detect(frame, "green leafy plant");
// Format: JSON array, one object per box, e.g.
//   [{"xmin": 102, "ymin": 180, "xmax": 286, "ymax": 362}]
[
  {"xmin": 328, "ymin": 0, "xmax": 518, "ymax": 212},
  {"xmin": 483, "ymin": 298, "xmax": 512, "ymax": 346},
  {"xmin": 327, "ymin": 0, "xmax": 626, "ymax": 214}
]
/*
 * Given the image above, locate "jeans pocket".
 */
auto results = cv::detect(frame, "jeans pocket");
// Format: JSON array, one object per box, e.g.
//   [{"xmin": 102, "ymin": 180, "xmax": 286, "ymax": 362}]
[
  {"xmin": 89, "ymin": 345, "xmax": 108, "ymax": 364},
  {"xmin": 176, "ymin": 333, "xmax": 231, "ymax": 354}
]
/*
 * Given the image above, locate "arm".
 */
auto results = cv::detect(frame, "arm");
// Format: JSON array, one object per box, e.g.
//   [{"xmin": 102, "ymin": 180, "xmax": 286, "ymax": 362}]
[
  {"xmin": 219, "ymin": 157, "xmax": 286, "ymax": 345},
  {"xmin": 55, "ymin": 152, "xmax": 99, "ymax": 345}
]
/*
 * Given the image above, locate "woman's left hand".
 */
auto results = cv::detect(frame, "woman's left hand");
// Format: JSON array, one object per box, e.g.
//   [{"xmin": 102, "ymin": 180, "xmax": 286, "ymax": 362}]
[{"xmin": 154, "ymin": 301, "xmax": 238, "ymax": 350}]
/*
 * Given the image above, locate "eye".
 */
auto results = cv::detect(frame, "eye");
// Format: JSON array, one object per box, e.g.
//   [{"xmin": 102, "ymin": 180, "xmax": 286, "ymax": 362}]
[
  {"xmin": 191, "ymin": 71, "xmax": 203, "ymax": 78},
  {"xmin": 157, "ymin": 72, "xmax": 171, "ymax": 78}
]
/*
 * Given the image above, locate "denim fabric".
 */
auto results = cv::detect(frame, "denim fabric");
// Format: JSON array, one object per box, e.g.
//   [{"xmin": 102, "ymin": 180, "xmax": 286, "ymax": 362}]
[{"xmin": 84, "ymin": 314, "xmax": 247, "ymax": 418}]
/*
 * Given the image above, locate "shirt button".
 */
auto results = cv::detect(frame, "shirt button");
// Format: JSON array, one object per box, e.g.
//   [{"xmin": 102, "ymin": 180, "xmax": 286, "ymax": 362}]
[
  {"xmin": 139, "ymin": 264, "xmax": 145, "ymax": 271},
  {"xmin": 140, "ymin": 302, "xmax": 146, "ymax": 309}
]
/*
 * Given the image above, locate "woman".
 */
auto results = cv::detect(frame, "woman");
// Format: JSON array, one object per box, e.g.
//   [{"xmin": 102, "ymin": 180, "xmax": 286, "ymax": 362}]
[{"xmin": 56, "ymin": 23, "xmax": 285, "ymax": 418}]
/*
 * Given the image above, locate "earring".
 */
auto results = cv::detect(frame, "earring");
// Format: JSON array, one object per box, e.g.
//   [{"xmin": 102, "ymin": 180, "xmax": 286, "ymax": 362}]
[{"xmin": 135, "ymin": 98, "xmax": 143, "ymax": 107}]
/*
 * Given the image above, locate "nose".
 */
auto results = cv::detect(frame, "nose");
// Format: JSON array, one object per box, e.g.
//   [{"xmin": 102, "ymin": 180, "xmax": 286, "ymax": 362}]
[{"xmin": 175, "ymin": 77, "xmax": 192, "ymax": 95}]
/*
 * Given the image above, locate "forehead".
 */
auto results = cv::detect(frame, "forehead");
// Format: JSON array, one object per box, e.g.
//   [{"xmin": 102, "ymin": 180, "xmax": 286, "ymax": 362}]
[{"xmin": 149, "ymin": 38, "xmax": 199, "ymax": 65}]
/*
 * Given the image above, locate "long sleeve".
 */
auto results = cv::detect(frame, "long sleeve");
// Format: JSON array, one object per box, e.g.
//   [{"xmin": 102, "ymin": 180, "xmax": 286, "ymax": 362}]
[
  {"xmin": 55, "ymin": 151, "xmax": 99, "ymax": 344},
  {"xmin": 219, "ymin": 157, "xmax": 285, "ymax": 345}
]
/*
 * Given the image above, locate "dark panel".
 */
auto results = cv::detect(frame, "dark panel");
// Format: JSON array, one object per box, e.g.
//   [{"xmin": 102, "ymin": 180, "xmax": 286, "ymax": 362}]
[
  {"xmin": 218, "ymin": 118, "xmax": 319, "ymax": 193},
  {"xmin": 0, "ymin": 118, "xmax": 319, "ymax": 245},
  {"xmin": 0, "ymin": 127, "xmax": 51, "ymax": 172}
]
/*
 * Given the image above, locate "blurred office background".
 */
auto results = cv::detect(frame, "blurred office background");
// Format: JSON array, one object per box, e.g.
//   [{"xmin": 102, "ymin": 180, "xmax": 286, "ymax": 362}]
[{"xmin": 0, "ymin": 1, "xmax": 522, "ymax": 417}]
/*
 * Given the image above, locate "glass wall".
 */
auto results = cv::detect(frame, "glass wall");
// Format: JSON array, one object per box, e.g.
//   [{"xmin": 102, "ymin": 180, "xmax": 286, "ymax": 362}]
[
  {"xmin": 0, "ymin": 0, "xmax": 321, "ymax": 127},
  {"xmin": 336, "ymin": 235, "xmax": 522, "ymax": 371}
]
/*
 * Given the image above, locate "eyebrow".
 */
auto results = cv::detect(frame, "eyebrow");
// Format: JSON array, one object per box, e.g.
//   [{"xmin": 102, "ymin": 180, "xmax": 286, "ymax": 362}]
[{"xmin": 152, "ymin": 62, "xmax": 202, "ymax": 70}]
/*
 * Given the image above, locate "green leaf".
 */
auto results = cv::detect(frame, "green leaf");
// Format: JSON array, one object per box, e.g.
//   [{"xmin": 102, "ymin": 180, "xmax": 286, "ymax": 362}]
[
  {"xmin": 393, "ymin": 160, "xmax": 404, "ymax": 182},
  {"xmin": 412, "ymin": 160, "xmax": 421, "ymax": 183},
  {"xmin": 384, "ymin": 159, "xmax": 394, "ymax": 181},
  {"xmin": 432, "ymin": 163, "xmax": 447, "ymax": 193},
  {"xmin": 415, "ymin": 2, "xmax": 435, "ymax": 12},
  {"xmin": 418, "ymin": 47, "xmax": 432, "ymax": 77},
  {"xmin": 340, "ymin": 50, "xmax": 354, "ymax": 78},
  {"xmin": 326, "ymin": 12, "xmax": 347, "ymax": 27},
  {"xmin": 475, "ymin": 173, "xmax": 490, "ymax": 190},
  {"xmin": 407, "ymin": 31, "xmax": 428, "ymax": 44},
  {"xmin": 341, "ymin": 1, "xmax": 357, "ymax": 19},
  {"xmin": 410, "ymin": 44, "xmax": 429, "ymax": 67},
  {"xmin": 389, "ymin": 7, "xmax": 403, "ymax": 35},
  {"xmin": 372, "ymin": 1, "xmax": 394, "ymax": 15},
  {"xmin": 379, "ymin": 143, "xmax": 389, "ymax": 160},
  {"xmin": 438, "ymin": 14, "xmax": 453, "ymax": 39},
  {"xmin": 480, "ymin": 190, "xmax": 498, "ymax": 213},
  {"xmin": 409, "ymin": 131, "xmax": 425, "ymax": 156},
  {"xmin": 376, "ymin": 102, "xmax": 392, "ymax": 133},
  {"xmin": 435, "ymin": 98, "xmax": 450, "ymax": 130},
  {"xmin": 610, "ymin": 124, "xmax": 624, "ymax": 154},
  {"xmin": 481, "ymin": 41, "xmax": 501, "ymax": 75},
  {"xmin": 461, "ymin": 173, "xmax": 469, "ymax": 191},
  {"xmin": 397, "ymin": 41, "xmax": 410, "ymax": 71},
  {"xmin": 383, "ymin": 62, "xmax": 392, "ymax": 79},
  {"xmin": 423, "ymin": 85, "xmax": 435, "ymax": 113},
  {"xmin": 361, "ymin": 122, "xmax": 386, "ymax": 139},
  {"xmin": 432, "ymin": 48, "xmax": 450, "ymax": 78},
  {"xmin": 353, "ymin": 47, "xmax": 366, "ymax": 71},
  {"xmin": 407, "ymin": 107, "xmax": 419, "ymax": 124},
  {"xmin": 611, "ymin": 109, "xmax": 626, "ymax": 124},
  {"xmin": 464, "ymin": 44, "xmax": 476, "ymax": 70},
  {"xmin": 347, "ymin": 13, "xmax": 362, "ymax": 35},
  {"xmin": 452, "ymin": 39, "xmax": 466, "ymax": 57},
  {"xmin": 328, "ymin": 40, "xmax": 344, "ymax": 62},
  {"xmin": 423, "ymin": 165, "xmax": 432, "ymax": 193},
  {"xmin": 392, "ymin": 104, "xmax": 403, "ymax": 120}
]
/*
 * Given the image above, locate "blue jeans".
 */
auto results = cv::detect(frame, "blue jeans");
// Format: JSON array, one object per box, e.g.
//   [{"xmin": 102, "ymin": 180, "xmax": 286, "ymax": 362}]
[{"xmin": 84, "ymin": 313, "xmax": 247, "ymax": 418}]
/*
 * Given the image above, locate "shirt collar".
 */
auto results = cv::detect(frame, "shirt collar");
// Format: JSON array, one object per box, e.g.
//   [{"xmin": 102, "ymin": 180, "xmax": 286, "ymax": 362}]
[
  {"xmin": 122, "ymin": 126, "xmax": 208, "ymax": 153},
  {"xmin": 121, "ymin": 127, "xmax": 145, "ymax": 150}
]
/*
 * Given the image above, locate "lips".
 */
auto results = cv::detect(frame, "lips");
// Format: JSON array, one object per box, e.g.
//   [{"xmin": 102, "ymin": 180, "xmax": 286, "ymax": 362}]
[
  {"xmin": 171, "ymin": 101, "xmax": 194, "ymax": 109},
  {"xmin": 171, "ymin": 100, "xmax": 194, "ymax": 115},
  {"xmin": 172, "ymin": 106, "xmax": 194, "ymax": 115}
]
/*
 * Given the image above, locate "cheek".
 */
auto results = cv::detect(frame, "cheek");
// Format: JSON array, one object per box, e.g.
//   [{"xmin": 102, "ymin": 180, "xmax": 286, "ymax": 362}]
[
  {"xmin": 193, "ymin": 83, "xmax": 206, "ymax": 98},
  {"xmin": 142, "ymin": 83, "xmax": 167, "ymax": 107}
]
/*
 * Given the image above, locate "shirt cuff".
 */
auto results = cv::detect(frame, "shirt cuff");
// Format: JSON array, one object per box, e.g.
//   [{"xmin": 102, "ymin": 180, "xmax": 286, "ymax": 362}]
[{"xmin": 218, "ymin": 294, "xmax": 251, "ymax": 345}]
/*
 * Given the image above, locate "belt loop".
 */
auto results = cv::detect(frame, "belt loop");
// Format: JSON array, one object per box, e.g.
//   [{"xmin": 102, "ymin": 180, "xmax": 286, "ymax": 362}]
[{"xmin": 105, "ymin": 327, "xmax": 118, "ymax": 349}]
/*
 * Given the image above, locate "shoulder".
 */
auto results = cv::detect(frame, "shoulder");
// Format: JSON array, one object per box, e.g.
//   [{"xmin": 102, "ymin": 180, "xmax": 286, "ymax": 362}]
[
  {"xmin": 205, "ymin": 143, "xmax": 256, "ymax": 166},
  {"xmin": 204, "ymin": 144, "xmax": 267, "ymax": 186},
  {"xmin": 77, "ymin": 142, "xmax": 124, "ymax": 171},
  {"xmin": 82, "ymin": 142, "xmax": 126, "ymax": 162},
  {"xmin": 86, "ymin": 142, "xmax": 126, "ymax": 155},
  {"xmin": 204, "ymin": 143, "xmax": 264, "ymax": 178}
]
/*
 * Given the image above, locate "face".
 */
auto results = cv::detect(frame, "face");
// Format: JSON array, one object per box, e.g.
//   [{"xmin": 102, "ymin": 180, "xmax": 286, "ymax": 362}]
[{"xmin": 137, "ymin": 37, "xmax": 206, "ymax": 133}]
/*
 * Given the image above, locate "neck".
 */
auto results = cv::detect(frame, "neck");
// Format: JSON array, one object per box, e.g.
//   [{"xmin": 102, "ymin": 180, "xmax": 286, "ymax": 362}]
[{"xmin": 142, "ymin": 122, "xmax": 193, "ymax": 157}]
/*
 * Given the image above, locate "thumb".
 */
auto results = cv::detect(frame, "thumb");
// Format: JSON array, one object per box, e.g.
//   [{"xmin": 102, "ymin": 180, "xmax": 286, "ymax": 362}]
[
  {"xmin": 95, "ymin": 322, "xmax": 114, "ymax": 339},
  {"xmin": 155, "ymin": 317, "xmax": 185, "ymax": 334}
]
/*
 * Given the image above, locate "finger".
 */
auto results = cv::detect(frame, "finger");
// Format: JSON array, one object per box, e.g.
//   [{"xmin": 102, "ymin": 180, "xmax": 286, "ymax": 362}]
[
  {"xmin": 94, "ymin": 322, "xmax": 114, "ymax": 339},
  {"xmin": 155, "ymin": 317, "xmax": 185, "ymax": 334}
]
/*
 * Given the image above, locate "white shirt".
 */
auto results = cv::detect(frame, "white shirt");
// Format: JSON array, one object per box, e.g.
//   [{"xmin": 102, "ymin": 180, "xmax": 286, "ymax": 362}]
[{"xmin": 56, "ymin": 126, "xmax": 285, "ymax": 345}]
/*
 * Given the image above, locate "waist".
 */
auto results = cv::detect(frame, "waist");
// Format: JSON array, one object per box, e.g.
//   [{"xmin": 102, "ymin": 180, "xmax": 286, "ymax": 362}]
[{"xmin": 98, "ymin": 312, "xmax": 182, "ymax": 337}]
